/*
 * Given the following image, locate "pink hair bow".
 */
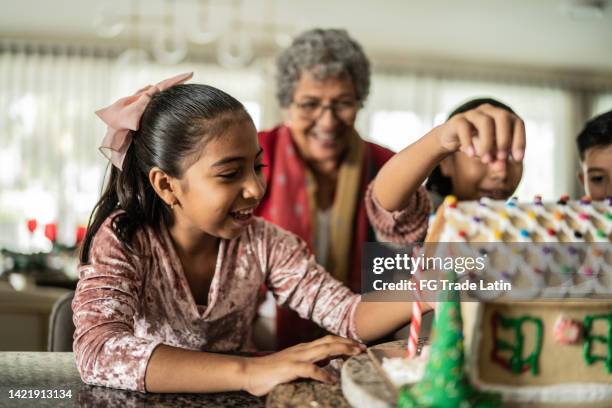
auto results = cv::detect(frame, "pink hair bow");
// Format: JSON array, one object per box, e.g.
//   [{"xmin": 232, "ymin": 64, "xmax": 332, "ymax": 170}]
[{"xmin": 96, "ymin": 72, "xmax": 194, "ymax": 170}]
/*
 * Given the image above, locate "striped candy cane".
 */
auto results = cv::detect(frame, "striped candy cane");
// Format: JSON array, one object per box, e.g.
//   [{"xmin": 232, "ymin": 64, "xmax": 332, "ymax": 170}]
[
  {"xmin": 407, "ymin": 246, "xmax": 424, "ymax": 358},
  {"xmin": 407, "ymin": 300, "xmax": 422, "ymax": 358}
]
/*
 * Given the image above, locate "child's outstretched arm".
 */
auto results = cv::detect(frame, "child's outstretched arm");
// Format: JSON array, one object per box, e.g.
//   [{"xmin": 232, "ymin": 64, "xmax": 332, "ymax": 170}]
[
  {"xmin": 261, "ymin": 220, "xmax": 432, "ymax": 351},
  {"xmin": 262, "ymin": 222, "xmax": 433, "ymax": 343},
  {"xmin": 354, "ymin": 299, "xmax": 433, "ymax": 343},
  {"xmin": 373, "ymin": 103, "xmax": 526, "ymax": 211}
]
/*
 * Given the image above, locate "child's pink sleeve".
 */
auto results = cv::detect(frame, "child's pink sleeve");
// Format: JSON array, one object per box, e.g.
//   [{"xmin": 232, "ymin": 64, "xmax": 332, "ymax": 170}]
[
  {"xmin": 262, "ymin": 223, "xmax": 362, "ymax": 341},
  {"xmin": 364, "ymin": 182, "xmax": 431, "ymax": 244},
  {"xmin": 72, "ymin": 220, "xmax": 162, "ymax": 392}
]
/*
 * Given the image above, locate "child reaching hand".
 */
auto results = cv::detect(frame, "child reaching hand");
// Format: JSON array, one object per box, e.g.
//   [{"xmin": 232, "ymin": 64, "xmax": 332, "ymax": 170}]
[
  {"xmin": 73, "ymin": 73, "xmax": 524, "ymax": 396},
  {"xmin": 372, "ymin": 99, "xmax": 525, "ymax": 217},
  {"xmin": 425, "ymin": 98, "xmax": 524, "ymax": 210}
]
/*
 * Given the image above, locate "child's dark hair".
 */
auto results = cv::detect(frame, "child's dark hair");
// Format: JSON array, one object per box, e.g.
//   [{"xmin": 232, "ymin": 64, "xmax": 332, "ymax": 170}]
[
  {"xmin": 80, "ymin": 84, "xmax": 251, "ymax": 264},
  {"xmin": 425, "ymin": 97, "xmax": 516, "ymax": 198},
  {"xmin": 576, "ymin": 110, "xmax": 612, "ymax": 161}
]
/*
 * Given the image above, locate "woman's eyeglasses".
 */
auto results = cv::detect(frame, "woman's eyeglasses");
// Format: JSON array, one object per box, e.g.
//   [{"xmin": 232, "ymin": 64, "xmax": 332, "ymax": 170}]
[{"xmin": 292, "ymin": 99, "xmax": 359, "ymax": 120}]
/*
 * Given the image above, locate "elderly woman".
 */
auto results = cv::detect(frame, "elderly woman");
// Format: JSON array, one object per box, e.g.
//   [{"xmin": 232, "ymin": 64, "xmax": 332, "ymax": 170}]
[{"xmin": 255, "ymin": 29, "xmax": 432, "ymax": 349}]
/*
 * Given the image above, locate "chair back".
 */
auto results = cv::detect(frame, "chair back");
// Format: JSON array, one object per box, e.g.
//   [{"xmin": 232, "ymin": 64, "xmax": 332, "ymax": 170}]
[{"xmin": 47, "ymin": 291, "xmax": 75, "ymax": 352}]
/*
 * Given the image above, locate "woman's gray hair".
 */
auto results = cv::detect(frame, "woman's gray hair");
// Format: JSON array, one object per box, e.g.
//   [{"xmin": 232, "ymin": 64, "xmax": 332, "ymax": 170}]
[{"xmin": 275, "ymin": 28, "xmax": 371, "ymax": 108}]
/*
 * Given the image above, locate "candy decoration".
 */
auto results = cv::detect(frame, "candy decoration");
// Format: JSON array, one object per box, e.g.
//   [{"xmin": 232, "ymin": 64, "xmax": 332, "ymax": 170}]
[
  {"xmin": 407, "ymin": 260, "xmax": 424, "ymax": 360},
  {"xmin": 491, "ymin": 313, "xmax": 543, "ymax": 375},
  {"xmin": 444, "ymin": 195, "xmax": 458, "ymax": 208},
  {"xmin": 574, "ymin": 231, "xmax": 583, "ymax": 239},
  {"xmin": 596, "ymin": 230, "xmax": 607, "ymax": 239},
  {"xmin": 583, "ymin": 314, "xmax": 612, "ymax": 373},
  {"xmin": 407, "ymin": 301, "xmax": 422, "ymax": 359},
  {"xmin": 580, "ymin": 195, "xmax": 592, "ymax": 205},
  {"xmin": 493, "ymin": 230, "xmax": 503, "ymax": 240},
  {"xmin": 561, "ymin": 265, "xmax": 573, "ymax": 276},
  {"xmin": 534, "ymin": 195, "xmax": 542, "ymax": 205},
  {"xmin": 458, "ymin": 230, "xmax": 467, "ymax": 238},
  {"xmin": 579, "ymin": 212, "xmax": 589, "ymax": 221},
  {"xmin": 553, "ymin": 211, "xmax": 563, "ymax": 221},
  {"xmin": 554, "ymin": 315, "xmax": 582, "ymax": 345},
  {"xmin": 519, "ymin": 229, "xmax": 530, "ymax": 238},
  {"xmin": 546, "ymin": 228, "xmax": 556, "ymax": 236}
]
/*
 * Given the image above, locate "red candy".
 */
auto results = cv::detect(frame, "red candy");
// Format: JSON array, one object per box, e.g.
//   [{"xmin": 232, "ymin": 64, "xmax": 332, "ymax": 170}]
[{"xmin": 554, "ymin": 315, "xmax": 582, "ymax": 345}]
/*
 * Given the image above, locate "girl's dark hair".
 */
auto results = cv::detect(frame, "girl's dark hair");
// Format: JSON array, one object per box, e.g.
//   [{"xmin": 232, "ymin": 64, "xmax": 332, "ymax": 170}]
[
  {"xmin": 80, "ymin": 84, "xmax": 250, "ymax": 264},
  {"xmin": 426, "ymin": 97, "xmax": 516, "ymax": 198}
]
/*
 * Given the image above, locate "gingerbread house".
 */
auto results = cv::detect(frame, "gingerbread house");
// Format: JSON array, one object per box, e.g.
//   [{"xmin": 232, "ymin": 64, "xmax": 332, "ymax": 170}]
[{"xmin": 425, "ymin": 196, "xmax": 612, "ymax": 405}]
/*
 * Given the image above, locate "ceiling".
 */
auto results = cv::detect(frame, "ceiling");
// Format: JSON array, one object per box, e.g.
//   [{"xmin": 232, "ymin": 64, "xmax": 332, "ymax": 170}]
[{"xmin": 2, "ymin": 0, "xmax": 612, "ymax": 75}]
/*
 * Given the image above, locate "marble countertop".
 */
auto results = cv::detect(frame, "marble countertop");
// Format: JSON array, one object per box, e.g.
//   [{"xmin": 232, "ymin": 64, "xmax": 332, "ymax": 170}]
[{"xmin": 0, "ymin": 352, "xmax": 350, "ymax": 407}]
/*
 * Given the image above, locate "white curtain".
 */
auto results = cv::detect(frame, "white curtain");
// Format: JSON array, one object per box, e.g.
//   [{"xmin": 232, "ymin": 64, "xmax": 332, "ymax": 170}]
[
  {"xmin": 0, "ymin": 42, "xmax": 264, "ymax": 251},
  {"xmin": 592, "ymin": 93, "xmax": 612, "ymax": 117}
]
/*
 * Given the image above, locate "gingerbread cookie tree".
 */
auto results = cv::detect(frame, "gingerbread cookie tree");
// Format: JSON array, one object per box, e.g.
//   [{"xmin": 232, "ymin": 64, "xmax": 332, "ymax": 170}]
[{"xmin": 398, "ymin": 272, "xmax": 501, "ymax": 408}]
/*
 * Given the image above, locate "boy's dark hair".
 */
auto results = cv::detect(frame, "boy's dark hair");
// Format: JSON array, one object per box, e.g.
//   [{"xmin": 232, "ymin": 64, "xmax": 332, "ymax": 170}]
[
  {"xmin": 576, "ymin": 110, "xmax": 612, "ymax": 161},
  {"xmin": 426, "ymin": 98, "xmax": 516, "ymax": 198},
  {"xmin": 80, "ymin": 84, "xmax": 250, "ymax": 264}
]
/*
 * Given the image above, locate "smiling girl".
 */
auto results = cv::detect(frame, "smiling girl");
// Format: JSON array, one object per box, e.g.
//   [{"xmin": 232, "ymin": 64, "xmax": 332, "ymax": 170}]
[{"xmin": 73, "ymin": 73, "xmax": 524, "ymax": 395}]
